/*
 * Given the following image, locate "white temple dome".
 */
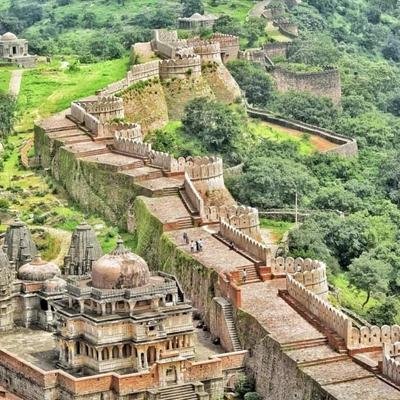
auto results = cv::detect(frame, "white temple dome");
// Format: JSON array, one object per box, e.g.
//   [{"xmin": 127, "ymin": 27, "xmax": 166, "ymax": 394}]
[
  {"xmin": 18, "ymin": 255, "xmax": 61, "ymax": 281},
  {"xmin": 1, "ymin": 32, "xmax": 17, "ymax": 41},
  {"xmin": 91, "ymin": 239, "xmax": 150, "ymax": 290}
]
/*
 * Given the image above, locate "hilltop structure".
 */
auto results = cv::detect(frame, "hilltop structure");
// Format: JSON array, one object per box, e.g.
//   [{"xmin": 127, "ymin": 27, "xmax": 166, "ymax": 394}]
[
  {"xmin": 178, "ymin": 13, "xmax": 218, "ymax": 30},
  {"xmin": 0, "ymin": 32, "xmax": 37, "ymax": 67}
]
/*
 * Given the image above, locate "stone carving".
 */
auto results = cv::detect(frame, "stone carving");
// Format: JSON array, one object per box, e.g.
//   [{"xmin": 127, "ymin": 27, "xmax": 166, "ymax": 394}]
[
  {"xmin": 3, "ymin": 219, "xmax": 37, "ymax": 270},
  {"xmin": 0, "ymin": 248, "xmax": 14, "ymax": 331},
  {"xmin": 64, "ymin": 222, "xmax": 103, "ymax": 276}
]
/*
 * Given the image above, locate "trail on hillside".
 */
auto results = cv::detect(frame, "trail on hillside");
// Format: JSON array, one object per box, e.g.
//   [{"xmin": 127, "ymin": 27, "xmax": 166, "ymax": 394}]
[{"xmin": 9, "ymin": 70, "xmax": 23, "ymax": 97}]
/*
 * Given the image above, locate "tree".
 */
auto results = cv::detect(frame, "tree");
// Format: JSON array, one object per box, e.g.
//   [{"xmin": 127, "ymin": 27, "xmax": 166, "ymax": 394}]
[
  {"xmin": 227, "ymin": 60, "xmax": 275, "ymax": 107},
  {"xmin": 181, "ymin": 0, "xmax": 204, "ymax": 18},
  {"xmin": 243, "ymin": 17, "xmax": 265, "ymax": 47},
  {"xmin": 368, "ymin": 297, "xmax": 399, "ymax": 326},
  {"xmin": 383, "ymin": 36, "xmax": 400, "ymax": 62},
  {"xmin": 213, "ymin": 14, "xmax": 241, "ymax": 36},
  {"xmin": 0, "ymin": 93, "xmax": 17, "ymax": 139},
  {"xmin": 182, "ymin": 98, "xmax": 244, "ymax": 158},
  {"xmin": 348, "ymin": 253, "xmax": 390, "ymax": 307}
]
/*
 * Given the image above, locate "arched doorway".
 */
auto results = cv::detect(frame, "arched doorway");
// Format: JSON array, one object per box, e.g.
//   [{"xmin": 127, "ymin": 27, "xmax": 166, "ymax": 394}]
[{"xmin": 165, "ymin": 366, "xmax": 177, "ymax": 385}]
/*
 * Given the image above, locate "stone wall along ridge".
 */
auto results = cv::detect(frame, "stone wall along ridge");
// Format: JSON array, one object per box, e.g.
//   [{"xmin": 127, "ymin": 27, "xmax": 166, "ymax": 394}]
[
  {"xmin": 183, "ymin": 172, "xmax": 205, "ymax": 218},
  {"xmin": 159, "ymin": 55, "xmax": 202, "ymax": 79},
  {"xmin": 272, "ymin": 66, "xmax": 342, "ymax": 105},
  {"xmin": 382, "ymin": 342, "xmax": 400, "ymax": 386},
  {"xmin": 350, "ymin": 325, "xmax": 400, "ymax": 350},
  {"xmin": 204, "ymin": 204, "xmax": 260, "ymax": 239},
  {"xmin": 272, "ymin": 256, "xmax": 328, "ymax": 296},
  {"xmin": 220, "ymin": 220, "xmax": 270, "ymax": 264},
  {"xmin": 108, "ymin": 122, "xmax": 142, "ymax": 142},
  {"xmin": 286, "ymin": 275, "xmax": 352, "ymax": 346}
]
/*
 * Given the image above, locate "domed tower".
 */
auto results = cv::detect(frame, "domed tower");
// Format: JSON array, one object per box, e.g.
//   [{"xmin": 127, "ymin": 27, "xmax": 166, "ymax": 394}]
[
  {"xmin": 0, "ymin": 247, "xmax": 14, "ymax": 331},
  {"xmin": 3, "ymin": 219, "xmax": 37, "ymax": 270},
  {"xmin": 64, "ymin": 222, "xmax": 103, "ymax": 276},
  {"xmin": 91, "ymin": 239, "xmax": 150, "ymax": 289},
  {"xmin": 55, "ymin": 240, "xmax": 195, "ymax": 374}
]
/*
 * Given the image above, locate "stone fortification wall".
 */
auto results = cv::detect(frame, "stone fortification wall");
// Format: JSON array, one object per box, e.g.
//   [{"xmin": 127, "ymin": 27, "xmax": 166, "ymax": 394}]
[
  {"xmin": 286, "ymin": 275, "xmax": 352, "ymax": 346},
  {"xmin": 186, "ymin": 156, "xmax": 224, "ymax": 196},
  {"xmin": 152, "ymin": 29, "xmax": 189, "ymax": 59},
  {"xmin": 101, "ymin": 61, "xmax": 161, "ymax": 96},
  {"xmin": 272, "ymin": 66, "xmax": 342, "ymax": 105},
  {"xmin": 350, "ymin": 325, "xmax": 400, "ymax": 350},
  {"xmin": 183, "ymin": 173, "xmax": 205, "ymax": 218},
  {"xmin": 272, "ymin": 256, "xmax": 328, "ymax": 296},
  {"xmin": 189, "ymin": 41, "xmax": 222, "ymax": 64},
  {"xmin": 276, "ymin": 21, "xmax": 299, "ymax": 38},
  {"xmin": 383, "ymin": 343, "xmax": 400, "ymax": 386},
  {"xmin": 107, "ymin": 122, "xmax": 142, "ymax": 142},
  {"xmin": 70, "ymin": 102, "xmax": 101, "ymax": 135},
  {"xmin": 263, "ymin": 42, "xmax": 290, "ymax": 59},
  {"xmin": 204, "ymin": 205, "xmax": 260, "ymax": 240},
  {"xmin": 220, "ymin": 220, "xmax": 270, "ymax": 265},
  {"xmin": 211, "ymin": 33, "xmax": 240, "ymax": 62},
  {"xmin": 159, "ymin": 55, "xmax": 202, "ymax": 80},
  {"xmin": 247, "ymin": 106, "xmax": 358, "ymax": 156},
  {"xmin": 80, "ymin": 96, "xmax": 124, "ymax": 121}
]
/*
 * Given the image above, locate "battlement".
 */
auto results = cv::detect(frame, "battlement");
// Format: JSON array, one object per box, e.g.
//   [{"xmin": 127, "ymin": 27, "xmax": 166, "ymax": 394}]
[
  {"xmin": 192, "ymin": 42, "xmax": 222, "ymax": 64},
  {"xmin": 80, "ymin": 96, "xmax": 125, "ymax": 122},
  {"xmin": 204, "ymin": 204, "xmax": 260, "ymax": 240},
  {"xmin": 220, "ymin": 220, "xmax": 270, "ymax": 265},
  {"xmin": 128, "ymin": 60, "xmax": 160, "ymax": 83},
  {"xmin": 159, "ymin": 55, "xmax": 202, "ymax": 79},
  {"xmin": 286, "ymin": 275, "xmax": 352, "ymax": 346},
  {"xmin": 112, "ymin": 123, "xmax": 142, "ymax": 142},
  {"xmin": 211, "ymin": 33, "xmax": 240, "ymax": 46},
  {"xmin": 350, "ymin": 325, "xmax": 400, "ymax": 350}
]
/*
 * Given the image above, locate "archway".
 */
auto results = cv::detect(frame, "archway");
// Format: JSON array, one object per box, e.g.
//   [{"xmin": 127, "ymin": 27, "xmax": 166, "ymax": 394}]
[{"xmin": 147, "ymin": 346, "xmax": 156, "ymax": 365}]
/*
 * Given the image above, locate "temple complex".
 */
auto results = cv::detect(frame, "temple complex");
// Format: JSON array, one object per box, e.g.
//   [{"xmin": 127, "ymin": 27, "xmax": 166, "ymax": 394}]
[
  {"xmin": 0, "ymin": 32, "xmax": 37, "ymax": 67},
  {"xmin": 178, "ymin": 13, "xmax": 218, "ymax": 30}
]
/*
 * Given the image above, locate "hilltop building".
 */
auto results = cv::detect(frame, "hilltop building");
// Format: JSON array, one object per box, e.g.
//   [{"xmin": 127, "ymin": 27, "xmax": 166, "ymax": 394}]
[
  {"xmin": 178, "ymin": 13, "xmax": 218, "ymax": 30},
  {"xmin": 0, "ymin": 32, "xmax": 37, "ymax": 67}
]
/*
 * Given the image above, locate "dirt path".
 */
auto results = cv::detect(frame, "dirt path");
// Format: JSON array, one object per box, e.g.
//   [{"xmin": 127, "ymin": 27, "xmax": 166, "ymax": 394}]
[{"xmin": 9, "ymin": 69, "xmax": 23, "ymax": 97}]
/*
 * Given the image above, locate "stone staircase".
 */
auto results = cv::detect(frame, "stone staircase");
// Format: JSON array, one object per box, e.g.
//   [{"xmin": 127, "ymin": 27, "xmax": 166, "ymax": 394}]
[
  {"xmin": 174, "ymin": 216, "xmax": 194, "ymax": 230},
  {"xmin": 179, "ymin": 189, "xmax": 199, "ymax": 216},
  {"xmin": 237, "ymin": 265, "xmax": 261, "ymax": 284},
  {"xmin": 159, "ymin": 384, "xmax": 202, "ymax": 400},
  {"xmin": 153, "ymin": 186, "xmax": 180, "ymax": 197},
  {"xmin": 280, "ymin": 290, "xmax": 348, "ymax": 354},
  {"xmin": 220, "ymin": 298, "xmax": 242, "ymax": 351},
  {"xmin": 281, "ymin": 337, "xmax": 328, "ymax": 351}
]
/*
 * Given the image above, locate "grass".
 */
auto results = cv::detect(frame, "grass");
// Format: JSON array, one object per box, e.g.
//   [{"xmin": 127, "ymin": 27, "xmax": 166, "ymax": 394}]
[
  {"xmin": 329, "ymin": 273, "xmax": 380, "ymax": 316},
  {"xmin": 249, "ymin": 119, "xmax": 315, "ymax": 155},
  {"xmin": 16, "ymin": 56, "xmax": 130, "ymax": 132},
  {"xmin": 0, "ymin": 68, "xmax": 12, "ymax": 93},
  {"xmin": 204, "ymin": 0, "xmax": 253, "ymax": 21},
  {"xmin": 260, "ymin": 218, "xmax": 294, "ymax": 243}
]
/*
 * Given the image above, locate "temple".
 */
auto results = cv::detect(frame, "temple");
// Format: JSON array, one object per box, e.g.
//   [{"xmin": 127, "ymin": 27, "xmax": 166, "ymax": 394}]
[{"xmin": 0, "ymin": 32, "xmax": 37, "ymax": 67}]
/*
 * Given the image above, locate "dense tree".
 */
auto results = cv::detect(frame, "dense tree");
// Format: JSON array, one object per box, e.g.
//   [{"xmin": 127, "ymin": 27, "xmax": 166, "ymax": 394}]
[
  {"xmin": 213, "ymin": 15, "xmax": 241, "ymax": 36},
  {"xmin": 348, "ymin": 253, "xmax": 390, "ymax": 307},
  {"xmin": 182, "ymin": 98, "xmax": 244, "ymax": 158},
  {"xmin": 181, "ymin": 0, "xmax": 204, "ymax": 18},
  {"xmin": 0, "ymin": 93, "xmax": 17, "ymax": 139},
  {"xmin": 227, "ymin": 60, "xmax": 274, "ymax": 107}
]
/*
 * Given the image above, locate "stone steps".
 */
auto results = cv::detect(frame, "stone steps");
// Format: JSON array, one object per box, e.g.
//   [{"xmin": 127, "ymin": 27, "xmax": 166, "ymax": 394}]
[
  {"xmin": 153, "ymin": 186, "xmax": 181, "ymax": 197},
  {"xmin": 118, "ymin": 159, "xmax": 145, "ymax": 171},
  {"xmin": 220, "ymin": 300, "xmax": 242, "ymax": 351},
  {"xmin": 237, "ymin": 265, "xmax": 261, "ymax": 284},
  {"xmin": 297, "ymin": 353, "xmax": 349, "ymax": 368},
  {"xmin": 174, "ymin": 217, "xmax": 194, "ymax": 230},
  {"xmin": 159, "ymin": 384, "xmax": 198, "ymax": 400},
  {"xmin": 281, "ymin": 337, "xmax": 328, "ymax": 351}
]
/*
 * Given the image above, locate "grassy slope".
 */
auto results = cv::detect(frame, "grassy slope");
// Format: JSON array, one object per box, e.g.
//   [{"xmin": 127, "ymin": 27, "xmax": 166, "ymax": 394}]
[
  {"xmin": 0, "ymin": 68, "xmax": 12, "ymax": 93},
  {"xmin": 16, "ymin": 57, "xmax": 129, "ymax": 131}
]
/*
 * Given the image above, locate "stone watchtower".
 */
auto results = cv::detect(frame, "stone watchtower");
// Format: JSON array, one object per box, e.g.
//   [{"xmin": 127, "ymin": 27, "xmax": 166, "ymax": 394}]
[
  {"xmin": 3, "ymin": 219, "xmax": 37, "ymax": 270},
  {"xmin": 64, "ymin": 222, "xmax": 103, "ymax": 276},
  {"xmin": 0, "ymin": 248, "xmax": 14, "ymax": 331}
]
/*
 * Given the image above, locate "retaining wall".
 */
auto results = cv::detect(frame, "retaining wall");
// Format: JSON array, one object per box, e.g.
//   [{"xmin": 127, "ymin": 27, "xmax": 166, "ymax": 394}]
[
  {"xmin": 272, "ymin": 66, "xmax": 342, "ymax": 105},
  {"xmin": 247, "ymin": 106, "xmax": 358, "ymax": 157},
  {"xmin": 159, "ymin": 56, "xmax": 202, "ymax": 80}
]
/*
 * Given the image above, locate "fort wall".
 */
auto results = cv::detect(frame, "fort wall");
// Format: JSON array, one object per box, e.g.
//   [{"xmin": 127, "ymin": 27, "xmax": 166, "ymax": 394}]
[
  {"xmin": 286, "ymin": 275, "xmax": 352, "ymax": 346},
  {"xmin": 159, "ymin": 56, "xmax": 202, "ymax": 80},
  {"xmin": 263, "ymin": 42, "xmax": 290, "ymax": 59},
  {"xmin": 183, "ymin": 173, "xmax": 205, "ymax": 218},
  {"xmin": 350, "ymin": 325, "xmax": 400, "ymax": 350},
  {"xmin": 220, "ymin": 220, "xmax": 270, "ymax": 265},
  {"xmin": 272, "ymin": 66, "xmax": 342, "ymax": 105}
]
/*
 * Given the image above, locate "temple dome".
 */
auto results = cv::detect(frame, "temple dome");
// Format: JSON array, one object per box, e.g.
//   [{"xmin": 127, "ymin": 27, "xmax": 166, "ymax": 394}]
[
  {"xmin": 1, "ymin": 32, "xmax": 17, "ymax": 41},
  {"xmin": 91, "ymin": 239, "xmax": 150, "ymax": 289},
  {"xmin": 18, "ymin": 255, "xmax": 61, "ymax": 281},
  {"xmin": 44, "ymin": 276, "xmax": 67, "ymax": 293}
]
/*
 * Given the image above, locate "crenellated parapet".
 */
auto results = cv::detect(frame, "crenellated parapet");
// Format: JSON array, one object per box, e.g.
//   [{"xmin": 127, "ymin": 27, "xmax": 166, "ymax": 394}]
[
  {"xmin": 383, "ymin": 342, "xmax": 400, "ymax": 386},
  {"xmin": 185, "ymin": 156, "xmax": 224, "ymax": 196},
  {"xmin": 210, "ymin": 33, "xmax": 240, "ymax": 62},
  {"xmin": 112, "ymin": 123, "xmax": 142, "ymax": 142},
  {"xmin": 159, "ymin": 55, "xmax": 202, "ymax": 79},
  {"xmin": 286, "ymin": 275, "xmax": 352, "ymax": 347},
  {"xmin": 350, "ymin": 325, "xmax": 400, "ymax": 350},
  {"xmin": 82, "ymin": 96, "xmax": 124, "ymax": 122},
  {"xmin": 220, "ymin": 220, "xmax": 271, "ymax": 265},
  {"xmin": 187, "ymin": 39, "xmax": 222, "ymax": 64},
  {"xmin": 204, "ymin": 204, "xmax": 260, "ymax": 240}
]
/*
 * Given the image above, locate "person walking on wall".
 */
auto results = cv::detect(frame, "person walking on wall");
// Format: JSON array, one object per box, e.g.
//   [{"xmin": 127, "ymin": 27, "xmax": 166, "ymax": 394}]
[
  {"xmin": 183, "ymin": 232, "xmax": 189, "ymax": 245},
  {"xmin": 190, "ymin": 241, "xmax": 195, "ymax": 253}
]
